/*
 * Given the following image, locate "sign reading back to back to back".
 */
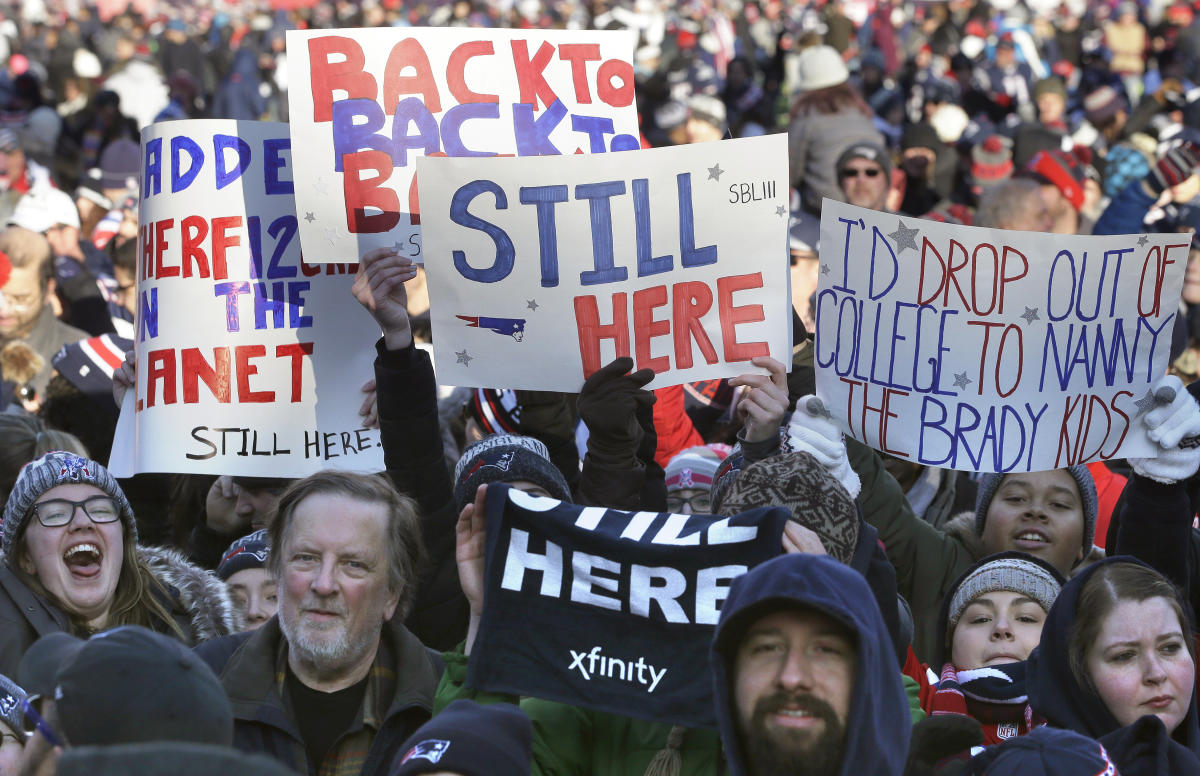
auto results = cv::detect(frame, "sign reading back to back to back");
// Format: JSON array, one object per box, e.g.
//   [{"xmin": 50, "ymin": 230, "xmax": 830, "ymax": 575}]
[
  {"xmin": 417, "ymin": 134, "xmax": 792, "ymax": 391},
  {"xmin": 286, "ymin": 27, "xmax": 639, "ymax": 264},
  {"xmin": 108, "ymin": 120, "xmax": 385, "ymax": 478},
  {"xmin": 815, "ymin": 201, "xmax": 1189, "ymax": 472}
]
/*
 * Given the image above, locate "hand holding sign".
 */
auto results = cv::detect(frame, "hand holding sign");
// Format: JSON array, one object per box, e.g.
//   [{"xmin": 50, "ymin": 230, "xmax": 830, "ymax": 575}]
[
  {"xmin": 728, "ymin": 355, "xmax": 790, "ymax": 444},
  {"xmin": 353, "ymin": 247, "xmax": 419, "ymax": 351},
  {"xmin": 577, "ymin": 356, "xmax": 655, "ymax": 461}
]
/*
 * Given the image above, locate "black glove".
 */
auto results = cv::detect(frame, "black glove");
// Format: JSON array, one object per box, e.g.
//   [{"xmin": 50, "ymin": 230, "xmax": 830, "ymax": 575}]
[
  {"xmin": 903, "ymin": 715, "xmax": 984, "ymax": 776},
  {"xmin": 577, "ymin": 357, "xmax": 656, "ymax": 462}
]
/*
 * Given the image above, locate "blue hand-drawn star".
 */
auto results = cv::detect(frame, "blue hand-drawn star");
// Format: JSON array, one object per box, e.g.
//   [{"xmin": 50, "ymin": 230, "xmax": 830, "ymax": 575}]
[
  {"xmin": 526, "ymin": 299, "xmax": 539, "ymax": 311},
  {"xmin": 304, "ymin": 212, "xmax": 315, "ymax": 223},
  {"xmin": 953, "ymin": 371, "xmax": 972, "ymax": 390},
  {"xmin": 1021, "ymin": 307, "xmax": 1040, "ymax": 324},
  {"xmin": 1134, "ymin": 390, "xmax": 1158, "ymax": 414},
  {"xmin": 776, "ymin": 205, "xmax": 786, "ymax": 216},
  {"xmin": 707, "ymin": 163, "xmax": 724, "ymax": 181},
  {"xmin": 1137, "ymin": 234, "xmax": 1149, "ymax": 247},
  {"xmin": 821, "ymin": 264, "xmax": 831, "ymax": 275},
  {"xmin": 889, "ymin": 220, "xmax": 920, "ymax": 253},
  {"xmin": 455, "ymin": 349, "xmax": 474, "ymax": 366}
]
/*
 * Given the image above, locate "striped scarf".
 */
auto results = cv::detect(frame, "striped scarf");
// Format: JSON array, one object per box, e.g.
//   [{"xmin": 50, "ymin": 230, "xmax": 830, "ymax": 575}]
[{"xmin": 930, "ymin": 661, "xmax": 1043, "ymax": 746}]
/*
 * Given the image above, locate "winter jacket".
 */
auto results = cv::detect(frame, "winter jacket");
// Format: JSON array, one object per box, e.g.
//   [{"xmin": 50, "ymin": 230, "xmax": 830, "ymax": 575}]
[
  {"xmin": 710, "ymin": 554, "xmax": 911, "ymax": 776},
  {"xmin": 788, "ymin": 108, "xmax": 885, "ymax": 214},
  {"xmin": 195, "ymin": 614, "xmax": 443, "ymax": 776},
  {"xmin": 1028, "ymin": 556, "xmax": 1200, "ymax": 775},
  {"xmin": 0, "ymin": 545, "xmax": 239, "ymax": 678},
  {"xmin": 373, "ymin": 339, "xmax": 467, "ymax": 651}
]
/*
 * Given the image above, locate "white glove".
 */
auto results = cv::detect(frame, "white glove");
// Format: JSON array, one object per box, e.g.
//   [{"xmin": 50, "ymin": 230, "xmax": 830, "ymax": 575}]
[
  {"xmin": 1130, "ymin": 375, "xmax": 1200, "ymax": 483},
  {"xmin": 786, "ymin": 396, "xmax": 862, "ymax": 498}
]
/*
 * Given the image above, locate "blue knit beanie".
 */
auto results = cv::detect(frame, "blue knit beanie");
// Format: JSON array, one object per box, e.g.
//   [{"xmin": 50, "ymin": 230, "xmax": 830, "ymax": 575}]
[{"xmin": 974, "ymin": 466, "xmax": 1098, "ymax": 558}]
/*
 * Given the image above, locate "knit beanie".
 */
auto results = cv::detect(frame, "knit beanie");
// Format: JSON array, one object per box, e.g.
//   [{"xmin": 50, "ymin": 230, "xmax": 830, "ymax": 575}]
[
  {"xmin": 709, "ymin": 444, "xmax": 746, "ymax": 511},
  {"xmin": 974, "ymin": 467, "xmax": 1098, "ymax": 558},
  {"xmin": 964, "ymin": 726, "xmax": 1119, "ymax": 776},
  {"xmin": 901, "ymin": 122, "xmax": 942, "ymax": 152},
  {"xmin": 1102, "ymin": 143, "xmax": 1151, "ymax": 198},
  {"xmin": 687, "ymin": 94, "xmax": 727, "ymax": 132},
  {"xmin": 1032, "ymin": 77, "xmax": 1067, "ymax": 102},
  {"xmin": 835, "ymin": 141, "xmax": 892, "ymax": 180},
  {"xmin": 664, "ymin": 445, "xmax": 726, "ymax": 493},
  {"xmin": 390, "ymin": 700, "xmax": 532, "ymax": 776},
  {"xmin": 971, "ymin": 135, "xmax": 1015, "ymax": 189},
  {"xmin": 1024, "ymin": 149, "xmax": 1086, "ymax": 211},
  {"xmin": 1, "ymin": 452, "xmax": 135, "ymax": 559},
  {"xmin": 715, "ymin": 451, "xmax": 860, "ymax": 564},
  {"xmin": 452, "ymin": 434, "xmax": 571, "ymax": 511},
  {"xmin": 1083, "ymin": 85, "xmax": 1125, "ymax": 127},
  {"xmin": 216, "ymin": 529, "xmax": 270, "ymax": 582},
  {"xmin": 947, "ymin": 552, "xmax": 1064, "ymax": 629}
]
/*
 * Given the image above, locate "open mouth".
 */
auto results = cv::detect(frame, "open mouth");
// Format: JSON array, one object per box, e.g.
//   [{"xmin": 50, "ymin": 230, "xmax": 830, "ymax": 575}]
[
  {"xmin": 63, "ymin": 543, "xmax": 102, "ymax": 578},
  {"xmin": 771, "ymin": 707, "xmax": 821, "ymax": 729},
  {"xmin": 1013, "ymin": 530, "xmax": 1050, "ymax": 548}
]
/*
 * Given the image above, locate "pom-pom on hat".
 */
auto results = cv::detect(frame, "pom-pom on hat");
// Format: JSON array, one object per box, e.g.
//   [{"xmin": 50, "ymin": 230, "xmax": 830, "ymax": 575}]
[{"xmin": 971, "ymin": 134, "xmax": 1015, "ymax": 189}]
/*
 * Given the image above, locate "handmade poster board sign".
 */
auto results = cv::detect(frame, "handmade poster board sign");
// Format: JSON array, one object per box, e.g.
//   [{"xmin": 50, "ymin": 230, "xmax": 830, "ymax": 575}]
[
  {"xmin": 417, "ymin": 134, "xmax": 792, "ymax": 391},
  {"xmin": 286, "ymin": 27, "xmax": 639, "ymax": 264},
  {"xmin": 814, "ymin": 200, "xmax": 1189, "ymax": 472},
  {"xmin": 109, "ymin": 120, "xmax": 385, "ymax": 477},
  {"xmin": 468, "ymin": 483, "xmax": 789, "ymax": 727}
]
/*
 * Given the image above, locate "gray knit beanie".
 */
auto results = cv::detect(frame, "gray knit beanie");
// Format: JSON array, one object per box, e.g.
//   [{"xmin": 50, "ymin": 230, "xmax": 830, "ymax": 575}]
[
  {"xmin": 947, "ymin": 555, "xmax": 1063, "ymax": 629},
  {"xmin": 974, "ymin": 466, "xmax": 1097, "ymax": 558},
  {"xmin": 452, "ymin": 434, "xmax": 571, "ymax": 512},
  {"xmin": 1, "ymin": 451, "xmax": 135, "ymax": 560}
]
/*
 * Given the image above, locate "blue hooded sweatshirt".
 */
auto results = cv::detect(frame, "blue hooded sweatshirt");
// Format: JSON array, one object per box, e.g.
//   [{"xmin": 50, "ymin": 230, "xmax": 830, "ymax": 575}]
[{"xmin": 709, "ymin": 554, "xmax": 911, "ymax": 776}]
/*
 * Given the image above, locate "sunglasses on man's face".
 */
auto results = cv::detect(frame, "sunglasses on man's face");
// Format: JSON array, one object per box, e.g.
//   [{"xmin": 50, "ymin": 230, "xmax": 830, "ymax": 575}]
[{"xmin": 840, "ymin": 167, "xmax": 882, "ymax": 179}]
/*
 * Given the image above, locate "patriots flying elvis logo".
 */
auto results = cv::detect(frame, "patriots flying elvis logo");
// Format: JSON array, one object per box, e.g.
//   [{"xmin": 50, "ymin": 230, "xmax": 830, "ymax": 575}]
[
  {"xmin": 400, "ymin": 739, "xmax": 450, "ymax": 764},
  {"xmin": 456, "ymin": 315, "xmax": 526, "ymax": 341}
]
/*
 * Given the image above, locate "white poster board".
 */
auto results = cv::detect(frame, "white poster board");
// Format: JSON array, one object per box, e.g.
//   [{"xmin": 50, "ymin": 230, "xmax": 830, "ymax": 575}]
[
  {"xmin": 815, "ymin": 201, "xmax": 1189, "ymax": 472},
  {"xmin": 109, "ymin": 120, "xmax": 385, "ymax": 477},
  {"xmin": 417, "ymin": 135, "xmax": 792, "ymax": 391},
  {"xmin": 287, "ymin": 27, "xmax": 639, "ymax": 264}
]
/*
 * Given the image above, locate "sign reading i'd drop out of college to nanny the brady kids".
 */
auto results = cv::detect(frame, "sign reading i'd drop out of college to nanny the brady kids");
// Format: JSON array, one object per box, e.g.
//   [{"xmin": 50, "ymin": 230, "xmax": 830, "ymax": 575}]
[
  {"xmin": 286, "ymin": 27, "xmax": 640, "ymax": 264},
  {"xmin": 417, "ymin": 134, "xmax": 793, "ymax": 391},
  {"xmin": 815, "ymin": 200, "xmax": 1190, "ymax": 473},
  {"xmin": 109, "ymin": 120, "xmax": 386, "ymax": 478}
]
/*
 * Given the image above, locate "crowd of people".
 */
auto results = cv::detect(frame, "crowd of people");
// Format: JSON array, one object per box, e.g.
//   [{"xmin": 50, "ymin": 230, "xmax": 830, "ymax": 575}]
[{"xmin": 0, "ymin": 0, "xmax": 1199, "ymax": 774}]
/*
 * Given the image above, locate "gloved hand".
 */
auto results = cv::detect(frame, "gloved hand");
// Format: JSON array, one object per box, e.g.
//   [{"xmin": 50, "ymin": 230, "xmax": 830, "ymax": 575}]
[
  {"xmin": 1130, "ymin": 374, "xmax": 1200, "ymax": 483},
  {"xmin": 904, "ymin": 714, "xmax": 983, "ymax": 776},
  {"xmin": 786, "ymin": 396, "xmax": 861, "ymax": 498},
  {"xmin": 577, "ymin": 357, "xmax": 656, "ymax": 461},
  {"xmin": 1146, "ymin": 140, "xmax": 1200, "ymax": 196}
]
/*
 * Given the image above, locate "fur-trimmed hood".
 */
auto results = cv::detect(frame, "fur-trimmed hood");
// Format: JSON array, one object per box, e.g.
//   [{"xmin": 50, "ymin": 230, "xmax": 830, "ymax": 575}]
[{"xmin": 140, "ymin": 546, "xmax": 241, "ymax": 643}]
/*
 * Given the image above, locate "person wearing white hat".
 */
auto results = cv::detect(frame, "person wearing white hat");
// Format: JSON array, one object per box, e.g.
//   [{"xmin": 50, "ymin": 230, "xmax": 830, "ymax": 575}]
[{"xmin": 787, "ymin": 45, "xmax": 886, "ymax": 214}]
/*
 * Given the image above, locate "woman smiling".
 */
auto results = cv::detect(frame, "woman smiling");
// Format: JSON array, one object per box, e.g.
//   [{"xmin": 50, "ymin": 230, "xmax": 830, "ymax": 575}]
[{"xmin": 0, "ymin": 451, "xmax": 238, "ymax": 676}]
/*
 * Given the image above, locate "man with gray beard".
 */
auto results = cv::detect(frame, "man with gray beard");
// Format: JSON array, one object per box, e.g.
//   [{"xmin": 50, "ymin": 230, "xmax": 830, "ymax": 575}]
[{"xmin": 196, "ymin": 471, "xmax": 442, "ymax": 776}]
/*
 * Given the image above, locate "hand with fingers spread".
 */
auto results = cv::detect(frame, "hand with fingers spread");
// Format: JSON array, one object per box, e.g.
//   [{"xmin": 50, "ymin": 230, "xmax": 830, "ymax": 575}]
[
  {"xmin": 353, "ymin": 247, "xmax": 419, "ymax": 351},
  {"xmin": 456, "ymin": 484, "xmax": 488, "ymax": 655},
  {"xmin": 728, "ymin": 356, "xmax": 790, "ymax": 444},
  {"xmin": 359, "ymin": 378, "xmax": 379, "ymax": 429},
  {"xmin": 112, "ymin": 349, "xmax": 136, "ymax": 408}
]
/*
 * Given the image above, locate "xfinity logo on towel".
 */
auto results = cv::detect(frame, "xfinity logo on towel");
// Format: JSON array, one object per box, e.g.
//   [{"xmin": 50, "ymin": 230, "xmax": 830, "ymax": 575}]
[{"xmin": 569, "ymin": 646, "xmax": 667, "ymax": 692}]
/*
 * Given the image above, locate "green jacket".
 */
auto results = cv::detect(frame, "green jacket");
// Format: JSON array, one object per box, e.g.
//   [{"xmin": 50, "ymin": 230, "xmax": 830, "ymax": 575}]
[
  {"xmin": 847, "ymin": 436, "xmax": 979, "ymax": 664},
  {"xmin": 436, "ymin": 648, "xmax": 925, "ymax": 776}
]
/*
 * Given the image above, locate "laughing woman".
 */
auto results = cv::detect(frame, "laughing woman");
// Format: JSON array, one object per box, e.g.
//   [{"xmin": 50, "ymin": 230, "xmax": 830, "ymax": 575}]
[{"xmin": 0, "ymin": 451, "xmax": 238, "ymax": 676}]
